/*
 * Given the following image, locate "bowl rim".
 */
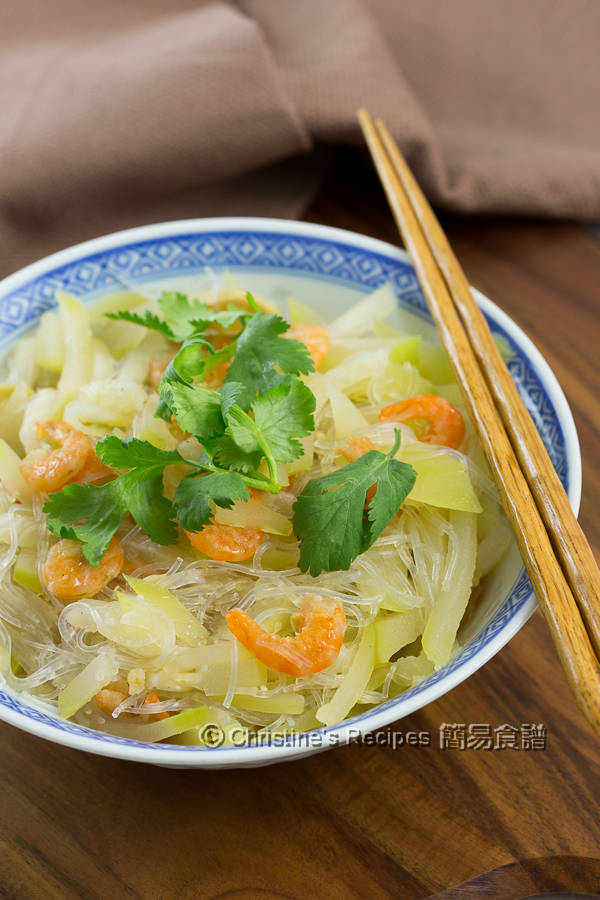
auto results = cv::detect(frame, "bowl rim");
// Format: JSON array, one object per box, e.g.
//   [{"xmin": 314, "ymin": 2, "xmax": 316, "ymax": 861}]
[{"xmin": 0, "ymin": 216, "xmax": 582, "ymax": 766}]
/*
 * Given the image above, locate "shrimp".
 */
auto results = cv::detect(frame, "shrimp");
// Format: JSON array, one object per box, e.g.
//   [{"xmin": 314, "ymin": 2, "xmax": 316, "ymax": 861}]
[
  {"xmin": 226, "ymin": 595, "xmax": 346, "ymax": 677},
  {"xmin": 20, "ymin": 421, "xmax": 92, "ymax": 492},
  {"xmin": 95, "ymin": 680, "xmax": 129, "ymax": 715},
  {"xmin": 340, "ymin": 435, "xmax": 376, "ymax": 462},
  {"xmin": 379, "ymin": 394, "xmax": 465, "ymax": 449},
  {"xmin": 286, "ymin": 323, "xmax": 330, "ymax": 369},
  {"xmin": 185, "ymin": 524, "xmax": 264, "ymax": 562},
  {"xmin": 69, "ymin": 442, "xmax": 113, "ymax": 486},
  {"xmin": 44, "ymin": 537, "xmax": 124, "ymax": 601}
]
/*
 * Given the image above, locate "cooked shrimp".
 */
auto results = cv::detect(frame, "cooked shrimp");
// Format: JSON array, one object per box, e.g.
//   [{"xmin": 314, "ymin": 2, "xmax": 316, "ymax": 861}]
[
  {"xmin": 44, "ymin": 537, "xmax": 124, "ymax": 601},
  {"xmin": 227, "ymin": 595, "xmax": 346, "ymax": 677},
  {"xmin": 20, "ymin": 421, "xmax": 92, "ymax": 492},
  {"xmin": 340, "ymin": 435, "xmax": 376, "ymax": 462},
  {"xmin": 95, "ymin": 680, "xmax": 129, "ymax": 715},
  {"xmin": 286, "ymin": 323, "xmax": 330, "ymax": 369},
  {"xmin": 185, "ymin": 524, "xmax": 263, "ymax": 562},
  {"xmin": 68, "ymin": 443, "xmax": 113, "ymax": 486},
  {"xmin": 379, "ymin": 394, "xmax": 465, "ymax": 449}
]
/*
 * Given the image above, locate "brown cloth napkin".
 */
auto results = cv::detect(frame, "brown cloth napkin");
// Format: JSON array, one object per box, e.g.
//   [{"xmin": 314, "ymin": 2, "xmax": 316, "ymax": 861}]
[{"xmin": 1, "ymin": 0, "xmax": 599, "ymax": 276}]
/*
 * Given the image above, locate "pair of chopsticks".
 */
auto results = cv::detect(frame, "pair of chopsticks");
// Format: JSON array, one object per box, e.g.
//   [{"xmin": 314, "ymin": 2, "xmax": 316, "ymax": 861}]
[{"xmin": 358, "ymin": 109, "xmax": 600, "ymax": 736}]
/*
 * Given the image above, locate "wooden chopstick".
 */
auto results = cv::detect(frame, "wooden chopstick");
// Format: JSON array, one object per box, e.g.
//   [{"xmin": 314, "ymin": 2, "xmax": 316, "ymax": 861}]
[
  {"xmin": 357, "ymin": 108, "xmax": 600, "ymax": 736},
  {"xmin": 375, "ymin": 117, "xmax": 600, "ymax": 662}
]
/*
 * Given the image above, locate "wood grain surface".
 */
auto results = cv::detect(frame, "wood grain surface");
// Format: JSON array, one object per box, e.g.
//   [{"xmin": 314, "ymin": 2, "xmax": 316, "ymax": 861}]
[{"xmin": 1, "ymin": 149, "xmax": 599, "ymax": 900}]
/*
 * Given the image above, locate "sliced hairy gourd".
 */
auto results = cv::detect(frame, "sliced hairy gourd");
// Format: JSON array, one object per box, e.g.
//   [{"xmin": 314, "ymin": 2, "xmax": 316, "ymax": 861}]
[
  {"xmin": 19, "ymin": 387, "xmax": 63, "ymax": 452},
  {"xmin": 325, "ymin": 349, "xmax": 389, "ymax": 399},
  {"xmin": 132, "ymin": 395, "xmax": 177, "ymax": 449},
  {"xmin": 0, "ymin": 508, "xmax": 38, "ymax": 549},
  {"xmin": 89, "ymin": 289, "xmax": 150, "ymax": 322},
  {"xmin": 124, "ymin": 576, "xmax": 207, "ymax": 646},
  {"xmin": 327, "ymin": 383, "xmax": 368, "ymax": 439},
  {"xmin": 0, "ymin": 619, "xmax": 11, "ymax": 678},
  {"xmin": 474, "ymin": 521, "xmax": 512, "ymax": 583},
  {"xmin": 422, "ymin": 509, "xmax": 478, "ymax": 666},
  {"xmin": 0, "ymin": 383, "xmax": 30, "ymax": 452},
  {"xmin": 91, "ymin": 339, "xmax": 115, "ymax": 380},
  {"xmin": 214, "ymin": 498, "xmax": 292, "ymax": 536},
  {"xmin": 64, "ymin": 380, "xmax": 147, "ymax": 434},
  {"xmin": 35, "ymin": 309, "xmax": 64, "ymax": 372},
  {"xmin": 118, "ymin": 332, "xmax": 167, "ymax": 383},
  {"xmin": 329, "ymin": 283, "xmax": 397, "ymax": 339},
  {"xmin": 13, "ymin": 550, "xmax": 44, "ymax": 595},
  {"xmin": 303, "ymin": 371, "xmax": 329, "ymax": 414},
  {"xmin": 390, "ymin": 335, "xmax": 421, "ymax": 367},
  {"xmin": 7, "ymin": 335, "xmax": 37, "ymax": 387},
  {"xmin": 95, "ymin": 294, "xmax": 157, "ymax": 359},
  {"xmin": 173, "ymin": 706, "xmax": 243, "ymax": 745},
  {"xmin": 435, "ymin": 383, "xmax": 464, "ymax": 409},
  {"xmin": 58, "ymin": 648, "xmax": 118, "ymax": 719},
  {"xmin": 56, "ymin": 292, "xmax": 93, "ymax": 402},
  {"xmin": 287, "ymin": 296, "xmax": 325, "ymax": 325},
  {"xmin": 320, "ymin": 344, "xmax": 353, "ymax": 371},
  {"xmin": 66, "ymin": 596, "xmax": 176, "ymax": 660},
  {"xmin": 267, "ymin": 708, "xmax": 322, "ymax": 736},
  {"xmin": 0, "ymin": 440, "xmax": 33, "ymax": 503},
  {"xmin": 375, "ymin": 610, "xmax": 424, "ymax": 665},
  {"xmin": 391, "ymin": 652, "xmax": 435, "ymax": 686},
  {"xmin": 132, "ymin": 707, "xmax": 219, "ymax": 743},
  {"xmin": 399, "ymin": 445, "xmax": 482, "ymax": 513},
  {"xmin": 386, "ymin": 360, "xmax": 433, "ymax": 399},
  {"xmin": 220, "ymin": 692, "xmax": 305, "ymax": 715},
  {"xmin": 418, "ymin": 341, "xmax": 455, "ymax": 384},
  {"xmin": 316, "ymin": 623, "xmax": 376, "ymax": 726},
  {"xmin": 149, "ymin": 643, "xmax": 268, "ymax": 695}
]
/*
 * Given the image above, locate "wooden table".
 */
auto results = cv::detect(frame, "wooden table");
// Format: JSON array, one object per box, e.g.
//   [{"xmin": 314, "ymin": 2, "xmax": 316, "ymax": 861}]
[{"xmin": 1, "ymin": 150, "xmax": 600, "ymax": 899}]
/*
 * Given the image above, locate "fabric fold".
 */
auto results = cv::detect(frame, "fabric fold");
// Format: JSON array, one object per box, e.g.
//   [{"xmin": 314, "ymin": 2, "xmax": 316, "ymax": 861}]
[{"xmin": 1, "ymin": 0, "xmax": 599, "ymax": 276}]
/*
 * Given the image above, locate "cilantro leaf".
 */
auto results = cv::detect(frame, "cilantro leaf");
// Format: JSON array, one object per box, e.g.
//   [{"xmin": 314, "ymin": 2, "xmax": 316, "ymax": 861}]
[
  {"xmin": 205, "ymin": 433, "xmax": 263, "ymax": 473},
  {"xmin": 107, "ymin": 292, "xmax": 249, "ymax": 347},
  {"xmin": 219, "ymin": 382, "xmax": 247, "ymax": 417},
  {"xmin": 105, "ymin": 310, "xmax": 175, "ymax": 340},
  {"xmin": 96, "ymin": 435, "xmax": 184, "ymax": 469},
  {"xmin": 174, "ymin": 471, "xmax": 250, "ymax": 532},
  {"xmin": 160, "ymin": 381, "xmax": 224, "ymax": 440},
  {"xmin": 292, "ymin": 432, "xmax": 416, "ymax": 576},
  {"xmin": 45, "ymin": 481, "xmax": 126, "ymax": 567},
  {"xmin": 222, "ymin": 405, "xmax": 261, "ymax": 455},
  {"xmin": 44, "ymin": 437, "xmax": 183, "ymax": 565},
  {"xmin": 252, "ymin": 379, "xmax": 315, "ymax": 462},
  {"xmin": 158, "ymin": 292, "xmax": 248, "ymax": 341},
  {"xmin": 162, "ymin": 335, "xmax": 224, "ymax": 383},
  {"xmin": 224, "ymin": 313, "xmax": 314, "ymax": 409},
  {"xmin": 154, "ymin": 336, "xmax": 232, "ymax": 422}
]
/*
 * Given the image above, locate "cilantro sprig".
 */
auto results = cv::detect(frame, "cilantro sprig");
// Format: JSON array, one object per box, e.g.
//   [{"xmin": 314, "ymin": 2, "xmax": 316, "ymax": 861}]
[
  {"xmin": 44, "ymin": 291, "xmax": 417, "ymax": 574},
  {"xmin": 292, "ymin": 430, "xmax": 416, "ymax": 576},
  {"xmin": 106, "ymin": 291, "xmax": 250, "ymax": 342},
  {"xmin": 44, "ymin": 438, "xmax": 183, "ymax": 566}
]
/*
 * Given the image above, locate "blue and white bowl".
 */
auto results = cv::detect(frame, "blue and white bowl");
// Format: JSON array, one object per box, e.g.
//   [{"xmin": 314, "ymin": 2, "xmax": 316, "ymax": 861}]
[{"xmin": 0, "ymin": 219, "xmax": 581, "ymax": 768}]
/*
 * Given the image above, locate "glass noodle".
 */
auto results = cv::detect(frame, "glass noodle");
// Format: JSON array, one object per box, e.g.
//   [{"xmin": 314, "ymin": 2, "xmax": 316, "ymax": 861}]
[{"xmin": 0, "ymin": 278, "xmax": 513, "ymax": 743}]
